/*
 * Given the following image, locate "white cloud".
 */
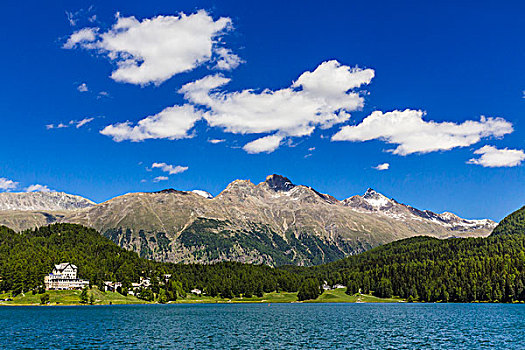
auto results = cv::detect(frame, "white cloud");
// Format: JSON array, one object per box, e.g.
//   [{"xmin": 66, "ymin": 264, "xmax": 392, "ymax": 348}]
[
  {"xmin": 208, "ymin": 139, "xmax": 225, "ymax": 144},
  {"xmin": 153, "ymin": 176, "xmax": 169, "ymax": 182},
  {"xmin": 65, "ymin": 7, "xmax": 96, "ymax": 27},
  {"xmin": 46, "ymin": 123, "xmax": 68, "ymax": 129},
  {"xmin": 151, "ymin": 162, "xmax": 188, "ymax": 175},
  {"xmin": 46, "ymin": 118, "xmax": 94, "ymax": 130},
  {"xmin": 214, "ymin": 47, "xmax": 243, "ymax": 70},
  {"xmin": 373, "ymin": 163, "xmax": 390, "ymax": 171},
  {"xmin": 77, "ymin": 83, "xmax": 88, "ymax": 92},
  {"xmin": 26, "ymin": 184, "xmax": 51, "ymax": 192},
  {"xmin": 467, "ymin": 145, "xmax": 525, "ymax": 168},
  {"xmin": 97, "ymin": 91, "xmax": 110, "ymax": 99},
  {"xmin": 308, "ymin": 147, "xmax": 316, "ymax": 151},
  {"xmin": 64, "ymin": 10, "xmax": 237, "ymax": 85},
  {"xmin": 100, "ymin": 105, "xmax": 201, "ymax": 141},
  {"xmin": 0, "ymin": 178, "xmax": 18, "ymax": 191},
  {"xmin": 63, "ymin": 27, "xmax": 97, "ymax": 49},
  {"xmin": 180, "ymin": 60, "xmax": 374, "ymax": 153},
  {"xmin": 75, "ymin": 117, "xmax": 94, "ymax": 128},
  {"xmin": 332, "ymin": 109, "xmax": 513, "ymax": 155},
  {"xmin": 66, "ymin": 11, "xmax": 77, "ymax": 26},
  {"xmin": 243, "ymin": 134, "xmax": 284, "ymax": 154}
]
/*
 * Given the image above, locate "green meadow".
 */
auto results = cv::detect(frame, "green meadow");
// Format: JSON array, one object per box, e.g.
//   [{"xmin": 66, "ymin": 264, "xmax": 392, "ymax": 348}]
[{"xmin": 0, "ymin": 288, "xmax": 403, "ymax": 306}]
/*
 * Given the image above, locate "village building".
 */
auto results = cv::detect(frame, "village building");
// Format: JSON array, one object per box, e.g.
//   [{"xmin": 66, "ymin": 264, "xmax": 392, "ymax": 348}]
[
  {"xmin": 103, "ymin": 281, "xmax": 123, "ymax": 292},
  {"xmin": 44, "ymin": 263, "xmax": 90, "ymax": 290},
  {"xmin": 129, "ymin": 277, "xmax": 152, "ymax": 295}
]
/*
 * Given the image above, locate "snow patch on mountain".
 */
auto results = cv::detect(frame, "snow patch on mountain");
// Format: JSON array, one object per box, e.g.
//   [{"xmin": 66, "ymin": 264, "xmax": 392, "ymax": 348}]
[
  {"xmin": 191, "ymin": 190, "xmax": 213, "ymax": 199},
  {"xmin": 362, "ymin": 188, "xmax": 391, "ymax": 208},
  {"xmin": 344, "ymin": 188, "xmax": 496, "ymax": 231}
]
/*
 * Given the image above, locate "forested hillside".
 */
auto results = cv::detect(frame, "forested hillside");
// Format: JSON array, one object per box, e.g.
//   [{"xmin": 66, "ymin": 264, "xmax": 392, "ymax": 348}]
[
  {"xmin": 0, "ymin": 224, "xmax": 152, "ymax": 294},
  {"xmin": 0, "ymin": 224, "xmax": 301, "ymax": 299},
  {"xmin": 2, "ymin": 222, "xmax": 525, "ymax": 303},
  {"xmin": 297, "ymin": 234, "xmax": 525, "ymax": 302},
  {"xmin": 491, "ymin": 205, "xmax": 525, "ymax": 236}
]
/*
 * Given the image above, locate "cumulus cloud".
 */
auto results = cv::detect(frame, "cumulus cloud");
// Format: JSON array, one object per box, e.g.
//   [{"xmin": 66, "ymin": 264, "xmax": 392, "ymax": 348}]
[
  {"xmin": 63, "ymin": 27, "xmax": 98, "ymax": 49},
  {"xmin": 77, "ymin": 83, "xmax": 88, "ymax": 92},
  {"xmin": 151, "ymin": 162, "xmax": 188, "ymax": 175},
  {"xmin": 153, "ymin": 176, "xmax": 169, "ymax": 182},
  {"xmin": 467, "ymin": 145, "xmax": 525, "ymax": 168},
  {"xmin": 64, "ymin": 10, "xmax": 237, "ymax": 85},
  {"xmin": 0, "ymin": 178, "xmax": 18, "ymax": 191},
  {"xmin": 26, "ymin": 184, "xmax": 51, "ymax": 192},
  {"xmin": 373, "ymin": 163, "xmax": 390, "ymax": 170},
  {"xmin": 332, "ymin": 109, "xmax": 513, "ymax": 155},
  {"xmin": 179, "ymin": 60, "xmax": 374, "ymax": 153},
  {"xmin": 100, "ymin": 105, "xmax": 201, "ymax": 141},
  {"xmin": 243, "ymin": 134, "xmax": 284, "ymax": 154},
  {"xmin": 214, "ymin": 47, "xmax": 243, "ymax": 70},
  {"xmin": 100, "ymin": 60, "xmax": 373, "ymax": 153}
]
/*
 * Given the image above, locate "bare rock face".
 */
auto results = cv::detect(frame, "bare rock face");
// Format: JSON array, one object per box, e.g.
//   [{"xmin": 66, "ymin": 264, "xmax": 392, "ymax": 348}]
[
  {"xmin": 264, "ymin": 174, "xmax": 295, "ymax": 192},
  {"xmin": 0, "ymin": 192, "xmax": 95, "ymax": 211},
  {"xmin": 0, "ymin": 191, "xmax": 96, "ymax": 232},
  {"xmin": 0, "ymin": 176, "xmax": 496, "ymax": 266}
]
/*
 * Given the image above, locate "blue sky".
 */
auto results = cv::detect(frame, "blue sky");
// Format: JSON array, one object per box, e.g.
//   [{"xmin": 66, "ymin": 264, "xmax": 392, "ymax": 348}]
[{"xmin": 0, "ymin": 0, "xmax": 523, "ymax": 221}]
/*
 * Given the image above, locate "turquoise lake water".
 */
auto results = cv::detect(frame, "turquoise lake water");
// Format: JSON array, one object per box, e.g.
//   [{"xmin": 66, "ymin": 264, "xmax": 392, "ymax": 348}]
[{"xmin": 1, "ymin": 303, "xmax": 523, "ymax": 349}]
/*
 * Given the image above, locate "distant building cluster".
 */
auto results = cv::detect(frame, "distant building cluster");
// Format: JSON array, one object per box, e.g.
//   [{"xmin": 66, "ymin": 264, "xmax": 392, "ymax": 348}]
[
  {"xmin": 322, "ymin": 281, "xmax": 346, "ymax": 291},
  {"xmin": 44, "ymin": 263, "xmax": 89, "ymax": 290},
  {"xmin": 44, "ymin": 264, "xmax": 173, "ymax": 295}
]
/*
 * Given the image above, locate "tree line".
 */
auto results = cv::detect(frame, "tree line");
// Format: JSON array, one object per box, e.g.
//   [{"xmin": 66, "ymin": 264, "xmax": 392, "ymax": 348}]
[{"xmin": 1, "ymin": 221, "xmax": 525, "ymax": 302}]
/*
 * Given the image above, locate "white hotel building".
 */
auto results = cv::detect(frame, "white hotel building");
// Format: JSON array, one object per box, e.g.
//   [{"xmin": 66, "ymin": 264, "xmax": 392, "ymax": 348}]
[{"xmin": 44, "ymin": 263, "xmax": 90, "ymax": 290}]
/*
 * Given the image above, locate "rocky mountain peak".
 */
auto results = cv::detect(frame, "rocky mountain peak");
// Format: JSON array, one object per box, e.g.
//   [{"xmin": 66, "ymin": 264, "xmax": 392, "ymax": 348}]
[
  {"xmin": 265, "ymin": 174, "xmax": 295, "ymax": 192},
  {"xmin": 154, "ymin": 189, "xmax": 188, "ymax": 195},
  {"xmin": 363, "ymin": 188, "xmax": 380, "ymax": 198},
  {"xmin": 362, "ymin": 188, "xmax": 391, "ymax": 208}
]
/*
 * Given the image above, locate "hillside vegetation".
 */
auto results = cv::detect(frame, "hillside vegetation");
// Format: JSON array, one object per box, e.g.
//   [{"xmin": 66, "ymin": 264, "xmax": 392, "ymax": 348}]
[
  {"xmin": 491, "ymin": 205, "xmax": 525, "ymax": 236},
  {"xmin": 1, "ymin": 212, "xmax": 525, "ymax": 303},
  {"xmin": 308, "ymin": 234, "xmax": 525, "ymax": 302}
]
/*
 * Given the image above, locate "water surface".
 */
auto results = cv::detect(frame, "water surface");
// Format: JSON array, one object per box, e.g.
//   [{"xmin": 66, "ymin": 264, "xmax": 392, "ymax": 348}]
[{"xmin": 1, "ymin": 303, "xmax": 523, "ymax": 349}]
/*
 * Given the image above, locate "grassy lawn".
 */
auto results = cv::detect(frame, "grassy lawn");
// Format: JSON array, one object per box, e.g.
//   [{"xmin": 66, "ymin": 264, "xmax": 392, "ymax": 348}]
[
  {"xmin": 0, "ymin": 287, "xmax": 404, "ymax": 306},
  {"xmin": 174, "ymin": 289, "xmax": 403, "ymax": 304},
  {"xmin": 309, "ymin": 288, "xmax": 404, "ymax": 303},
  {"xmin": 171, "ymin": 291, "xmax": 299, "ymax": 304},
  {"xmin": 0, "ymin": 288, "xmax": 145, "ymax": 306}
]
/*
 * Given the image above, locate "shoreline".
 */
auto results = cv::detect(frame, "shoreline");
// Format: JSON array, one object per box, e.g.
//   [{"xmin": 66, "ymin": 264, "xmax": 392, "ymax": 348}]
[
  {"xmin": 3, "ymin": 289, "xmax": 520, "ymax": 307},
  {"xmin": 0, "ymin": 289, "xmax": 404, "ymax": 306}
]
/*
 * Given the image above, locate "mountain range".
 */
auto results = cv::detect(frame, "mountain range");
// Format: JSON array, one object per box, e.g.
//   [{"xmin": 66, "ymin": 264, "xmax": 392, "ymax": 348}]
[{"xmin": 0, "ymin": 175, "xmax": 496, "ymax": 266}]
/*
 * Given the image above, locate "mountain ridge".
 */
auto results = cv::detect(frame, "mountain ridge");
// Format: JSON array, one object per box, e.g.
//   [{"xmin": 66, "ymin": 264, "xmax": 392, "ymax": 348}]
[{"xmin": 0, "ymin": 191, "xmax": 95, "ymax": 211}]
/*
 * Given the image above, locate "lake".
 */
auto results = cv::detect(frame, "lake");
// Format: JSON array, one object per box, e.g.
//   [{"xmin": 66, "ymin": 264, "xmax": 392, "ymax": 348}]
[{"xmin": 1, "ymin": 303, "xmax": 523, "ymax": 349}]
